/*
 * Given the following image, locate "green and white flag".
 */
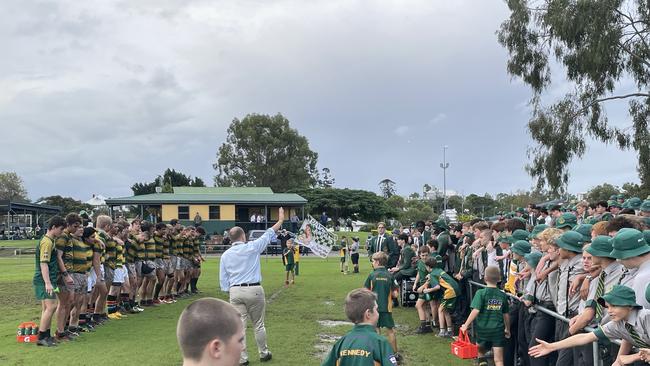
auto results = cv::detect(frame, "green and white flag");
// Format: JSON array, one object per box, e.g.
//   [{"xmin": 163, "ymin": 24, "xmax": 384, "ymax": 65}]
[{"xmin": 295, "ymin": 215, "xmax": 337, "ymax": 258}]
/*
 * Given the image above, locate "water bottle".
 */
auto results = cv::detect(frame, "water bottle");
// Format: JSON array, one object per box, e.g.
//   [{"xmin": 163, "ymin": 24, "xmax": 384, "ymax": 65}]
[
  {"xmin": 32, "ymin": 326, "xmax": 39, "ymax": 335},
  {"xmin": 17, "ymin": 325, "xmax": 24, "ymax": 336}
]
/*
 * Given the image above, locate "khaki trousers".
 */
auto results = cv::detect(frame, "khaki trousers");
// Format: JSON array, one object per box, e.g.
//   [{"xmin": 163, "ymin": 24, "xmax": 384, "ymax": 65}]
[{"xmin": 229, "ymin": 285, "xmax": 269, "ymax": 363}]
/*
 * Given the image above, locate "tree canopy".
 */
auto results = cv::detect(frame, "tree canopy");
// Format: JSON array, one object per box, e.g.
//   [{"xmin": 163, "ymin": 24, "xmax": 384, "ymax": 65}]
[
  {"xmin": 131, "ymin": 168, "xmax": 205, "ymax": 196},
  {"xmin": 37, "ymin": 195, "xmax": 93, "ymax": 214},
  {"xmin": 214, "ymin": 113, "xmax": 319, "ymax": 192},
  {"xmin": 0, "ymin": 172, "xmax": 29, "ymax": 202},
  {"xmin": 292, "ymin": 188, "xmax": 397, "ymax": 222},
  {"xmin": 498, "ymin": 0, "xmax": 650, "ymax": 194}
]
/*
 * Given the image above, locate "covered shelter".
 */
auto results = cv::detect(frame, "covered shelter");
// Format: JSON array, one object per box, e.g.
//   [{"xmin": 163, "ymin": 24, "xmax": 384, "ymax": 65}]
[
  {"xmin": 105, "ymin": 187, "xmax": 307, "ymax": 236},
  {"xmin": 0, "ymin": 200, "xmax": 62, "ymax": 239}
]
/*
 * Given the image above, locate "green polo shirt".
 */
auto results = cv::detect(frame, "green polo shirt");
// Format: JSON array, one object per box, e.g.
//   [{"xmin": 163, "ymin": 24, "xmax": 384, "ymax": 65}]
[
  {"xmin": 429, "ymin": 267, "xmax": 460, "ymax": 299},
  {"xmin": 470, "ymin": 287, "xmax": 509, "ymax": 340},
  {"xmin": 321, "ymin": 324, "xmax": 398, "ymax": 366},
  {"xmin": 364, "ymin": 267, "xmax": 397, "ymax": 313}
]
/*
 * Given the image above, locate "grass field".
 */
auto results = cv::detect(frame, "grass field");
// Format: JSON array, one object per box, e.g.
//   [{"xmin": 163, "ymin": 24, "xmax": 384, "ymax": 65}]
[
  {"xmin": 0, "ymin": 240, "xmax": 38, "ymax": 249},
  {"xmin": 0, "ymin": 253, "xmax": 471, "ymax": 366}
]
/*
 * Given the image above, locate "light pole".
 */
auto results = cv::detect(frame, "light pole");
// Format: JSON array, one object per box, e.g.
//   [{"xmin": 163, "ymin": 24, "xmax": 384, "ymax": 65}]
[{"xmin": 440, "ymin": 146, "xmax": 449, "ymax": 216}]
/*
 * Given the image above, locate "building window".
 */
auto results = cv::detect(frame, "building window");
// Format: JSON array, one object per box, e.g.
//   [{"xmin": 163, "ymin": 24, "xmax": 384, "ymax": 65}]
[
  {"xmin": 178, "ymin": 206, "xmax": 189, "ymax": 220},
  {"xmin": 209, "ymin": 205, "xmax": 220, "ymax": 220}
]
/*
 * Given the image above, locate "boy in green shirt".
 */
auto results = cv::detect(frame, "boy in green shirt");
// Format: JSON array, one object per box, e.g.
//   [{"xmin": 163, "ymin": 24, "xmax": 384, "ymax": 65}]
[
  {"xmin": 282, "ymin": 239, "xmax": 296, "ymax": 286},
  {"xmin": 413, "ymin": 245, "xmax": 435, "ymax": 334},
  {"xmin": 33, "ymin": 216, "xmax": 66, "ymax": 347},
  {"xmin": 364, "ymin": 252, "xmax": 400, "ymax": 361},
  {"xmin": 322, "ymin": 288, "xmax": 398, "ymax": 366},
  {"xmin": 461, "ymin": 266, "xmax": 511, "ymax": 366},
  {"xmin": 423, "ymin": 256, "xmax": 460, "ymax": 338}
]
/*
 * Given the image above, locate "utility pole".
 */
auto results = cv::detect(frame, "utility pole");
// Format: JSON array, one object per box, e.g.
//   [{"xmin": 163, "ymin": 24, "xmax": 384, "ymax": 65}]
[{"xmin": 440, "ymin": 146, "xmax": 450, "ymax": 217}]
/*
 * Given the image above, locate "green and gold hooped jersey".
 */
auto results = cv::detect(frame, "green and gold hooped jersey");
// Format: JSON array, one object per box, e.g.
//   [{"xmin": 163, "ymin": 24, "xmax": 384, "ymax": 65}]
[{"xmin": 34, "ymin": 235, "xmax": 58, "ymax": 284}]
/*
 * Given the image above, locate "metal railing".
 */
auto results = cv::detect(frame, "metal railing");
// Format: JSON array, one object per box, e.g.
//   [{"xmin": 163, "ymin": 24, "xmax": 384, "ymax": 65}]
[{"xmin": 468, "ymin": 280, "xmax": 621, "ymax": 366}]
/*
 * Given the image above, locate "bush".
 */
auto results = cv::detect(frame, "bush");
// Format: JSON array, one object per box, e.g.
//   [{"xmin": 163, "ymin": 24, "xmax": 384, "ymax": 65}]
[{"xmin": 359, "ymin": 223, "xmax": 377, "ymax": 232}]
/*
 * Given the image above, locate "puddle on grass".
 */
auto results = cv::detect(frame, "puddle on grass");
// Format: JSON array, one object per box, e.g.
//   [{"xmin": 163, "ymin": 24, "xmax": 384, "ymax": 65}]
[
  {"xmin": 314, "ymin": 333, "xmax": 341, "ymax": 360},
  {"xmin": 317, "ymin": 320, "xmax": 353, "ymax": 327}
]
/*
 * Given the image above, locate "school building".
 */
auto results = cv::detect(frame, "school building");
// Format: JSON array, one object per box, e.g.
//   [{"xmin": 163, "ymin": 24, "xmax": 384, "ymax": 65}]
[{"xmin": 104, "ymin": 187, "xmax": 307, "ymax": 235}]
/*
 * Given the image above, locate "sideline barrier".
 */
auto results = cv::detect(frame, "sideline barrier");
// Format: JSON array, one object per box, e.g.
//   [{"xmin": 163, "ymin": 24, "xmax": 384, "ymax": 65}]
[{"xmin": 468, "ymin": 280, "xmax": 621, "ymax": 366}]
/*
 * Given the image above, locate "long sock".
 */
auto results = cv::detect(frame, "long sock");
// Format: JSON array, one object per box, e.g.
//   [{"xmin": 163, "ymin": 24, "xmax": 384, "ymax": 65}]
[
  {"xmin": 176, "ymin": 282, "xmax": 182, "ymax": 293},
  {"xmin": 107, "ymin": 295, "xmax": 117, "ymax": 314},
  {"xmin": 190, "ymin": 278, "xmax": 197, "ymax": 292},
  {"xmin": 38, "ymin": 331, "xmax": 47, "ymax": 340},
  {"xmin": 153, "ymin": 284, "xmax": 162, "ymax": 299},
  {"xmin": 79, "ymin": 314, "xmax": 87, "ymax": 325}
]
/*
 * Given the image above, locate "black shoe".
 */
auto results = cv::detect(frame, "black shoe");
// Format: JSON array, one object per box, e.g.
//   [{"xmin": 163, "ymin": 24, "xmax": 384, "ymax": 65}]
[
  {"xmin": 260, "ymin": 352, "xmax": 272, "ymax": 362},
  {"xmin": 239, "ymin": 362, "xmax": 249, "ymax": 366},
  {"xmin": 37, "ymin": 337, "xmax": 57, "ymax": 347}
]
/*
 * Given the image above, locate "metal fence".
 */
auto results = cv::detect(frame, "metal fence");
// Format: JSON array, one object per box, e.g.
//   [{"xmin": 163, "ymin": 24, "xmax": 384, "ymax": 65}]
[{"xmin": 468, "ymin": 280, "xmax": 621, "ymax": 366}]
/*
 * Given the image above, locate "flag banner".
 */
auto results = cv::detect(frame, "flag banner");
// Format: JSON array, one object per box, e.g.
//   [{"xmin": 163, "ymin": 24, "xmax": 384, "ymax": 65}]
[{"xmin": 295, "ymin": 215, "xmax": 337, "ymax": 258}]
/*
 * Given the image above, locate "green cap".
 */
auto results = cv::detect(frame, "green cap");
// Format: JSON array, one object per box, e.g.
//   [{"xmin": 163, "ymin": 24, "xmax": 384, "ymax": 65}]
[
  {"xmin": 641, "ymin": 200, "xmax": 650, "ymax": 212},
  {"xmin": 627, "ymin": 197, "xmax": 642, "ymax": 210},
  {"xmin": 556, "ymin": 231, "xmax": 584, "ymax": 253},
  {"xmin": 529, "ymin": 224, "xmax": 549, "ymax": 239},
  {"xmin": 511, "ymin": 240, "xmax": 532, "ymax": 256},
  {"xmin": 597, "ymin": 285, "xmax": 641, "ymax": 308},
  {"xmin": 524, "ymin": 251, "xmax": 543, "ymax": 268},
  {"xmin": 609, "ymin": 195, "xmax": 618, "ymax": 200},
  {"xmin": 463, "ymin": 232, "xmax": 475, "ymax": 241},
  {"xmin": 616, "ymin": 194, "xmax": 625, "ymax": 200},
  {"xmin": 515, "ymin": 207, "xmax": 525, "ymax": 213},
  {"xmin": 644, "ymin": 230, "xmax": 650, "ymax": 246},
  {"xmin": 609, "ymin": 228, "xmax": 650, "ymax": 259},
  {"xmin": 555, "ymin": 213, "xmax": 577, "ymax": 229},
  {"xmin": 573, "ymin": 224, "xmax": 593, "ymax": 242},
  {"xmin": 586, "ymin": 235, "xmax": 615, "ymax": 258}
]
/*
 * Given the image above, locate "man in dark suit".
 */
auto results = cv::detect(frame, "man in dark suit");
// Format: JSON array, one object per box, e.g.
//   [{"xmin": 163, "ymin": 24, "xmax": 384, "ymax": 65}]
[{"xmin": 368, "ymin": 222, "xmax": 391, "ymax": 260}]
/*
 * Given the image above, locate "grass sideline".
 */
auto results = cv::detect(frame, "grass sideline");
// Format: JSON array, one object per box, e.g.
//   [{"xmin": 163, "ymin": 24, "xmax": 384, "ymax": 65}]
[
  {"xmin": 0, "ymin": 240, "xmax": 38, "ymax": 249},
  {"xmin": 0, "ymin": 255, "xmax": 471, "ymax": 366}
]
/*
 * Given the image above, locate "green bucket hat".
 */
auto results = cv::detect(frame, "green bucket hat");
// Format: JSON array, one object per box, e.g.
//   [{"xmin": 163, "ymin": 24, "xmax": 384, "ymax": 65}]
[
  {"xmin": 609, "ymin": 194, "xmax": 617, "ymax": 200},
  {"xmin": 434, "ymin": 217, "xmax": 448, "ymax": 230},
  {"xmin": 511, "ymin": 240, "xmax": 532, "ymax": 256},
  {"xmin": 529, "ymin": 224, "xmax": 549, "ymax": 240},
  {"xmin": 644, "ymin": 231, "xmax": 650, "ymax": 246},
  {"xmin": 622, "ymin": 200, "xmax": 630, "ymax": 209},
  {"xmin": 641, "ymin": 200, "xmax": 650, "ymax": 212},
  {"xmin": 627, "ymin": 197, "xmax": 642, "ymax": 210},
  {"xmin": 555, "ymin": 213, "xmax": 577, "ymax": 229},
  {"xmin": 616, "ymin": 194, "xmax": 625, "ymax": 200},
  {"xmin": 524, "ymin": 251, "xmax": 543, "ymax": 268},
  {"xmin": 573, "ymin": 224, "xmax": 593, "ymax": 242},
  {"xmin": 597, "ymin": 285, "xmax": 641, "ymax": 308},
  {"xmin": 515, "ymin": 207, "xmax": 525, "ymax": 214},
  {"xmin": 610, "ymin": 228, "xmax": 650, "ymax": 259},
  {"xmin": 556, "ymin": 231, "xmax": 584, "ymax": 253},
  {"xmin": 463, "ymin": 232, "xmax": 475, "ymax": 241},
  {"xmin": 586, "ymin": 235, "xmax": 615, "ymax": 258},
  {"xmin": 608, "ymin": 200, "xmax": 622, "ymax": 209},
  {"xmin": 497, "ymin": 234, "xmax": 510, "ymax": 244},
  {"xmin": 508, "ymin": 229, "xmax": 531, "ymax": 243}
]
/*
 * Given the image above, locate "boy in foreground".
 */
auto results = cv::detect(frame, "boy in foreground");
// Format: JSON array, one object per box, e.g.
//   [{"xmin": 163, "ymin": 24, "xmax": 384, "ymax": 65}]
[
  {"xmin": 322, "ymin": 288, "xmax": 398, "ymax": 366},
  {"xmin": 461, "ymin": 266, "xmax": 510, "ymax": 366},
  {"xmin": 364, "ymin": 252, "xmax": 400, "ymax": 360}
]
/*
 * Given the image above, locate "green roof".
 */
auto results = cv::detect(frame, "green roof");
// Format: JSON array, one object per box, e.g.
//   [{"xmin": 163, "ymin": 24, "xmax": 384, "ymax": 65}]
[
  {"xmin": 173, "ymin": 187, "xmax": 273, "ymax": 194},
  {"xmin": 105, "ymin": 192, "xmax": 306, "ymax": 206}
]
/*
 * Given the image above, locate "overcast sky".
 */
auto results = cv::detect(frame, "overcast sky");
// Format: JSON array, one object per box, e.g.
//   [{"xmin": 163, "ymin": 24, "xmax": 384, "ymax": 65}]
[{"xmin": 1, "ymin": 0, "xmax": 641, "ymax": 202}]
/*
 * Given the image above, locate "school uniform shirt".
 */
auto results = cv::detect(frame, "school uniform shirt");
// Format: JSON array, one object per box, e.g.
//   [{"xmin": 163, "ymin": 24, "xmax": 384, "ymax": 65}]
[
  {"xmin": 631, "ymin": 260, "xmax": 650, "ymax": 309},
  {"xmin": 471, "ymin": 287, "xmax": 509, "ymax": 339},
  {"xmin": 618, "ymin": 267, "xmax": 637, "ymax": 287},
  {"xmin": 584, "ymin": 262, "xmax": 624, "ymax": 323},
  {"xmin": 350, "ymin": 241, "xmax": 359, "ymax": 255},
  {"xmin": 321, "ymin": 324, "xmax": 398, "ymax": 366},
  {"xmin": 457, "ymin": 245, "xmax": 474, "ymax": 279},
  {"xmin": 524, "ymin": 271, "xmax": 551, "ymax": 313},
  {"xmin": 429, "ymin": 268, "xmax": 460, "ymax": 300},
  {"xmin": 594, "ymin": 308, "xmax": 650, "ymax": 349},
  {"xmin": 282, "ymin": 247, "xmax": 294, "ymax": 266},
  {"xmin": 55, "ymin": 231, "xmax": 78, "ymax": 272},
  {"xmin": 397, "ymin": 246, "xmax": 416, "ymax": 276},
  {"xmin": 364, "ymin": 267, "xmax": 397, "ymax": 313},
  {"xmin": 547, "ymin": 265, "xmax": 560, "ymax": 307},
  {"xmin": 557, "ymin": 254, "xmax": 585, "ymax": 317}
]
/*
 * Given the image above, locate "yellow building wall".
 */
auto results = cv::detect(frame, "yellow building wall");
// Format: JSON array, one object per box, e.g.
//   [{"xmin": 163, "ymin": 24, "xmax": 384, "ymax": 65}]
[
  {"xmin": 190, "ymin": 205, "xmax": 209, "ymax": 220},
  {"xmin": 162, "ymin": 205, "xmax": 178, "ymax": 221},
  {"xmin": 220, "ymin": 204, "xmax": 235, "ymax": 220}
]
